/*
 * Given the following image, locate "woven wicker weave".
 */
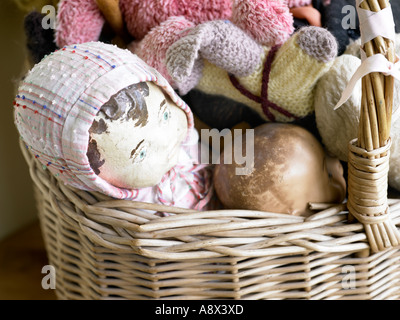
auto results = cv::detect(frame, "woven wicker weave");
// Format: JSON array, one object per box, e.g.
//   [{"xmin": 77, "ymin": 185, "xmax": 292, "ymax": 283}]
[
  {"xmin": 20, "ymin": 141, "xmax": 400, "ymax": 300},
  {"xmin": 16, "ymin": 0, "xmax": 400, "ymax": 300}
]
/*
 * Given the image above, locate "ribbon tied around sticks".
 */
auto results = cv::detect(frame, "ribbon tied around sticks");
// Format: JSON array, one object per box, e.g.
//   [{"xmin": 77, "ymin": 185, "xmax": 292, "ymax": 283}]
[
  {"xmin": 334, "ymin": 0, "xmax": 400, "ymax": 122},
  {"xmin": 336, "ymin": 0, "xmax": 400, "ymax": 252}
]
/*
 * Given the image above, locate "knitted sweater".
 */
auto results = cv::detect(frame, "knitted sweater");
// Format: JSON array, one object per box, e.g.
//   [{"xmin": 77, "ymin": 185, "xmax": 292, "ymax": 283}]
[{"xmin": 194, "ymin": 29, "xmax": 336, "ymax": 123}]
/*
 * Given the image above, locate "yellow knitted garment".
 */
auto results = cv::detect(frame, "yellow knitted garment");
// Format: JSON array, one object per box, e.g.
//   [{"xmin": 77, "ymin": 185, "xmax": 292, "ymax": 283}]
[{"xmin": 196, "ymin": 33, "xmax": 334, "ymax": 122}]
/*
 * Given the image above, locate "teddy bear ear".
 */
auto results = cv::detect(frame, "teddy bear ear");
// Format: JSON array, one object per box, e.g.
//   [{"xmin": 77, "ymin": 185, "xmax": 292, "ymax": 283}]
[
  {"xmin": 55, "ymin": 0, "xmax": 105, "ymax": 48},
  {"xmin": 231, "ymin": 0, "xmax": 294, "ymax": 47}
]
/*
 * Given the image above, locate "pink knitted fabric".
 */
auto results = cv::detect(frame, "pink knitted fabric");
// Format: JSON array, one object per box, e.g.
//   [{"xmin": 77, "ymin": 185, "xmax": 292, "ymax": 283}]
[
  {"xmin": 56, "ymin": 0, "xmax": 105, "ymax": 47},
  {"xmin": 132, "ymin": 16, "xmax": 195, "ymax": 86},
  {"xmin": 120, "ymin": 0, "xmax": 232, "ymax": 40},
  {"xmin": 285, "ymin": 0, "xmax": 312, "ymax": 8},
  {"xmin": 14, "ymin": 42, "xmax": 213, "ymax": 210},
  {"xmin": 232, "ymin": 0, "xmax": 294, "ymax": 46},
  {"xmin": 55, "ymin": 0, "xmax": 302, "ymax": 49},
  {"xmin": 56, "ymin": 0, "xmax": 232, "ymax": 47}
]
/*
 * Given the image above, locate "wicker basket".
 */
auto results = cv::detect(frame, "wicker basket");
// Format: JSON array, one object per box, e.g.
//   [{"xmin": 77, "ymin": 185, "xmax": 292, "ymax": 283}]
[
  {"xmin": 19, "ymin": 141, "xmax": 400, "ymax": 300},
  {"xmin": 17, "ymin": 0, "xmax": 400, "ymax": 300}
]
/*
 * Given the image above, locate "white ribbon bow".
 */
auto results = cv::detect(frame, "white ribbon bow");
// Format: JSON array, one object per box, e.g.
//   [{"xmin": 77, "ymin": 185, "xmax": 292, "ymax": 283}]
[{"xmin": 334, "ymin": 1, "xmax": 400, "ymax": 122}]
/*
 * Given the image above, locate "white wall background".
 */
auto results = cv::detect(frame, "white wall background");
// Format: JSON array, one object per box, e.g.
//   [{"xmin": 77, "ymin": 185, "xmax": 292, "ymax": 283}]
[{"xmin": 0, "ymin": 0, "xmax": 38, "ymax": 241}]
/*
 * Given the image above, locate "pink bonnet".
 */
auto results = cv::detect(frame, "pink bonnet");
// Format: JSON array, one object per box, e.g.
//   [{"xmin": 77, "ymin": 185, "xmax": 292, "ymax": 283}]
[{"xmin": 14, "ymin": 41, "xmax": 194, "ymax": 199}]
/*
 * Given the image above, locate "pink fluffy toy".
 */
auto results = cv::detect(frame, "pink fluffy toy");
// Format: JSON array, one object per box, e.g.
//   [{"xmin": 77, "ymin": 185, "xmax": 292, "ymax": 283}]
[{"xmin": 55, "ymin": 0, "xmax": 298, "ymax": 48}]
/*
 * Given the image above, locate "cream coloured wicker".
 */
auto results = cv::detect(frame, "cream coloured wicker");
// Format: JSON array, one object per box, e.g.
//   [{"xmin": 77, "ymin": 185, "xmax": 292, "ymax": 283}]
[
  {"xmin": 21, "ymin": 141, "xmax": 400, "ymax": 300},
  {"xmin": 346, "ymin": 0, "xmax": 400, "ymax": 253},
  {"xmin": 17, "ymin": 0, "xmax": 400, "ymax": 300}
]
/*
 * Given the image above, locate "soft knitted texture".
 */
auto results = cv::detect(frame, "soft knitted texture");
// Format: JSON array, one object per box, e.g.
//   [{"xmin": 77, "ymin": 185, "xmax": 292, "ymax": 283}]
[
  {"xmin": 263, "ymin": 26, "xmax": 336, "ymax": 120},
  {"xmin": 166, "ymin": 20, "xmax": 264, "ymax": 95},
  {"xmin": 132, "ymin": 16, "xmax": 195, "ymax": 86},
  {"xmin": 120, "ymin": 0, "xmax": 232, "ymax": 40},
  {"xmin": 296, "ymin": 25, "xmax": 337, "ymax": 63},
  {"xmin": 54, "ymin": 0, "xmax": 297, "ymax": 50},
  {"xmin": 55, "ymin": 0, "xmax": 232, "ymax": 46},
  {"xmin": 232, "ymin": 0, "xmax": 294, "ymax": 46},
  {"xmin": 286, "ymin": 0, "xmax": 312, "ymax": 8},
  {"xmin": 14, "ymin": 42, "xmax": 213, "ymax": 209},
  {"xmin": 168, "ymin": 26, "xmax": 337, "ymax": 123},
  {"xmin": 56, "ymin": 0, "xmax": 105, "ymax": 48}
]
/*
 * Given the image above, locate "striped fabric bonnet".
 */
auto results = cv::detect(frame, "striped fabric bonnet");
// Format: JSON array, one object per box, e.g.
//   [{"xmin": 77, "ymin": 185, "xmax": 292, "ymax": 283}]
[{"xmin": 14, "ymin": 41, "xmax": 195, "ymax": 199}]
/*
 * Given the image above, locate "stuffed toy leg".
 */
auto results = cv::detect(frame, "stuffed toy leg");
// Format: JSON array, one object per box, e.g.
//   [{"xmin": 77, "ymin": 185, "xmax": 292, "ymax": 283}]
[{"xmin": 166, "ymin": 21, "xmax": 337, "ymax": 125}]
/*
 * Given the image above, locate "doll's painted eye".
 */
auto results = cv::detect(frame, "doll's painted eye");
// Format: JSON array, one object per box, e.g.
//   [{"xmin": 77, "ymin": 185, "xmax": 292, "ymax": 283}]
[
  {"xmin": 131, "ymin": 140, "xmax": 147, "ymax": 163},
  {"xmin": 163, "ymin": 110, "xmax": 170, "ymax": 122},
  {"xmin": 139, "ymin": 149, "xmax": 147, "ymax": 160},
  {"xmin": 159, "ymin": 99, "xmax": 171, "ymax": 124}
]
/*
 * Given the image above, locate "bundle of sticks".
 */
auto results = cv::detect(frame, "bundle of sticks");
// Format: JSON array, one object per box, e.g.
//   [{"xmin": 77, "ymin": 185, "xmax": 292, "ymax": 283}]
[
  {"xmin": 347, "ymin": 0, "xmax": 400, "ymax": 253},
  {"xmin": 358, "ymin": 0, "xmax": 395, "ymax": 151}
]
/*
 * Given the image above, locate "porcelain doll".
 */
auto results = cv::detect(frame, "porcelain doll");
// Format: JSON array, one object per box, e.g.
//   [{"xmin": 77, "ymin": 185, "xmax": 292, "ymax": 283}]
[{"xmin": 14, "ymin": 42, "xmax": 213, "ymax": 210}]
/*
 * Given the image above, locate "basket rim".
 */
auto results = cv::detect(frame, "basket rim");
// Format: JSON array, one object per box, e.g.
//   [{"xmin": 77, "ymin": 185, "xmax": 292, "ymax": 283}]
[{"xmin": 20, "ymin": 140, "xmax": 400, "ymax": 259}]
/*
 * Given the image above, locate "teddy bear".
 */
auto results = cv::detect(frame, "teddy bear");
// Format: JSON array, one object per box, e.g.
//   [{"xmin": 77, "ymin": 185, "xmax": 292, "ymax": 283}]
[
  {"xmin": 22, "ymin": 0, "xmax": 325, "ymax": 68},
  {"xmin": 22, "ymin": 0, "xmax": 400, "ymax": 64},
  {"xmin": 54, "ymin": 0, "xmax": 330, "ymax": 46},
  {"xmin": 314, "ymin": 33, "xmax": 400, "ymax": 193}
]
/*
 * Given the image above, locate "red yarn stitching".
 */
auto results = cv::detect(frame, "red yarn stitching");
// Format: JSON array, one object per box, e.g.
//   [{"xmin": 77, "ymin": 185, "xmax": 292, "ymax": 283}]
[{"xmin": 229, "ymin": 45, "xmax": 300, "ymax": 122}]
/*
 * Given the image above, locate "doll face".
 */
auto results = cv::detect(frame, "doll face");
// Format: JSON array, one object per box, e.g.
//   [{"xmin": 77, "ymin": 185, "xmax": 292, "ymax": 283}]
[{"xmin": 87, "ymin": 81, "xmax": 188, "ymax": 189}]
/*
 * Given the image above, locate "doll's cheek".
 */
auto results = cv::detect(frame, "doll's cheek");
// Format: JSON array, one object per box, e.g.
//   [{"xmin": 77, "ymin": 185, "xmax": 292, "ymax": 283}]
[
  {"xmin": 133, "ymin": 160, "xmax": 175, "ymax": 188},
  {"xmin": 110, "ymin": 162, "xmax": 165, "ymax": 189},
  {"xmin": 127, "ymin": 171, "xmax": 163, "ymax": 189},
  {"xmin": 170, "ymin": 106, "xmax": 188, "ymax": 136}
]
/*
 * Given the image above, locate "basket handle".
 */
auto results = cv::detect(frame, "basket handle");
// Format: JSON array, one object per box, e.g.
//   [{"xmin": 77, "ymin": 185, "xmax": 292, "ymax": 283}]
[
  {"xmin": 345, "ymin": 0, "xmax": 400, "ymax": 252},
  {"xmin": 335, "ymin": 0, "xmax": 400, "ymax": 252}
]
